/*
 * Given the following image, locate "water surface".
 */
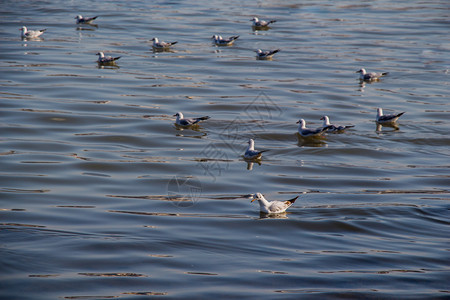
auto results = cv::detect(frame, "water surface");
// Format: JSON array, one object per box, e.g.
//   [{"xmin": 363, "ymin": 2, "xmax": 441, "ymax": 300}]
[{"xmin": 1, "ymin": 0, "xmax": 449, "ymax": 299}]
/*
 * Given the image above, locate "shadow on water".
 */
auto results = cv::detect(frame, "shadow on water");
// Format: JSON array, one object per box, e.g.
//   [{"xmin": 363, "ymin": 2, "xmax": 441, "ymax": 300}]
[{"xmin": 296, "ymin": 133, "xmax": 328, "ymax": 147}]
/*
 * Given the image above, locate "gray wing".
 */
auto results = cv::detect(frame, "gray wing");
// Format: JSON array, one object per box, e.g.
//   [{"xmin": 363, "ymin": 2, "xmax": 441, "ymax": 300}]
[
  {"xmin": 179, "ymin": 119, "xmax": 194, "ymax": 126},
  {"xmin": 378, "ymin": 112, "xmax": 404, "ymax": 122}
]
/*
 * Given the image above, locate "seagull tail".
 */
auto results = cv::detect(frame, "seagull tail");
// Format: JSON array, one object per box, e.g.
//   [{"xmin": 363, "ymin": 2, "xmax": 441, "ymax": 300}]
[
  {"xmin": 381, "ymin": 72, "xmax": 389, "ymax": 76},
  {"xmin": 231, "ymin": 35, "xmax": 240, "ymax": 40},
  {"xmin": 170, "ymin": 41, "xmax": 178, "ymax": 46},
  {"xmin": 271, "ymin": 49, "xmax": 280, "ymax": 55},
  {"xmin": 345, "ymin": 125, "xmax": 355, "ymax": 129},
  {"xmin": 40, "ymin": 29, "xmax": 47, "ymax": 33},
  {"xmin": 113, "ymin": 56, "xmax": 121, "ymax": 61},
  {"xmin": 92, "ymin": 16, "xmax": 99, "ymax": 20},
  {"xmin": 268, "ymin": 20, "xmax": 277, "ymax": 24},
  {"xmin": 396, "ymin": 112, "xmax": 405, "ymax": 118},
  {"xmin": 197, "ymin": 116, "xmax": 210, "ymax": 121},
  {"xmin": 287, "ymin": 196, "xmax": 299, "ymax": 204}
]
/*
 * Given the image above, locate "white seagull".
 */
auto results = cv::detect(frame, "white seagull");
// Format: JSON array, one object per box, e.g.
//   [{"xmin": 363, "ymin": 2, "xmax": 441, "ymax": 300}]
[
  {"xmin": 96, "ymin": 52, "xmax": 121, "ymax": 64},
  {"xmin": 211, "ymin": 35, "xmax": 239, "ymax": 46},
  {"xmin": 151, "ymin": 37, "xmax": 177, "ymax": 49},
  {"xmin": 320, "ymin": 116, "xmax": 354, "ymax": 132},
  {"xmin": 376, "ymin": 108, "xmax": 405, "ymax": 123},
  {"xmin": 255, "ymin": 49, "xmax": 280, "ymax": 60},
  {"xmin": 356, "ymin": 68, "xmax": 389, "ymax": 81},
  {"xmin": 297, "ymin": 119, "xmax": 330, "ymax": 137},
  {"xmin": 251, "ymin": 193, "xmax": 298, "ymax": 214},
  {"xmin": 244, "ymin": 139, "xmax": 268, "ymax": 160},
  {"xmin": 173, "ymin": 112, "xmax": 210, "ymax": 126},
  {"xmin": 251, "ymin": 17, "xmax": 277, "ymax": 28},
  {"xmin": 75, "ymin": 15, "xmax": 98, "ymax": 24},
  {"xmin": 20, "ymin": 26, "xmax": 46, "ymax": 39}
]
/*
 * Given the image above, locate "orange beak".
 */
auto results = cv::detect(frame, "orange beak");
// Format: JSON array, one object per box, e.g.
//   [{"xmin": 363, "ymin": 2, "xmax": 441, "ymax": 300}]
[{"xmin": 251, "ymin": 198, "xmax": 256, "ymax": 202}]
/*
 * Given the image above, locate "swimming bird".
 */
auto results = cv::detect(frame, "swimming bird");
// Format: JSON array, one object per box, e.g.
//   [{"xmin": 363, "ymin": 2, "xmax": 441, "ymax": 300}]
[
  {"xmin": 320, "ymin": 115, "xmax": 355, "ymax": 132},
  {"xmin": 211, "ymin": 35, "xmax": 239, "ymax": 46},
  {"xmin": 244, "ymin": 139, "xmax": 268, "ymax": 160},
  {"xmin": 173, "ymin": 112, "xmax": 210, "ymax": 126},
  {"xmin": 376, "ymin": 108, "xmax": 405, "ymax": 123},
  {"xmin": 96, "ymin": 52, "xmax": 121, "ymax": 64},
  {"xmin": 297, "ymin": 119, "xmax": 330, "ymax": 137},
  {"xmin": 20, "ymin": 26, "xmax": 46, "ymax": 39},
  {"xmin": 251, "ymin": 193, "xmax": 298, "ymax": 214},
  {"xmin": 356, "ymin": 68, "xmax": 389, "ymax": 81},
  {"xmin": 75, "ymin": 15, "xmax": 98, "ymax": 24},
  {"xmin": 255, "ymin": 49, "xmax": 280, "ymax": 60},
  {"xmin": 151, "ymin": 37, "xmax": 178, "ymax": 49},
  {"xmin": 251, "ymin": 17, "xmax": 277, "ymax": 28}
]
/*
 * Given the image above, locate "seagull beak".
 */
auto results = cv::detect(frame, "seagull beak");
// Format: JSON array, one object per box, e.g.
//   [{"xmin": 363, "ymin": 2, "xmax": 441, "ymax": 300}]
[
  {"xmin": 296, "ymin": 120, "xmax": 300, "ymax": 124},
  {"xmin": 251, "ymin": 198, "xmax": 256, "ymax": 202}
]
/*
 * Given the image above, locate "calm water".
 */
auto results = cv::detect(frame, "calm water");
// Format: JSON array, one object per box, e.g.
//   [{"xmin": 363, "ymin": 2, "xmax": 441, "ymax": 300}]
[{"xmin": 1, "ymin": 0, "xmax": 449, "ymax": 299}]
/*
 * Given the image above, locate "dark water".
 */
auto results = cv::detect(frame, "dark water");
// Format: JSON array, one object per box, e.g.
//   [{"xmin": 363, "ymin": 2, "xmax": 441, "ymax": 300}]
[{"xmin": 1, "ymin": 0, "xmax": 449, "ymax": 299}]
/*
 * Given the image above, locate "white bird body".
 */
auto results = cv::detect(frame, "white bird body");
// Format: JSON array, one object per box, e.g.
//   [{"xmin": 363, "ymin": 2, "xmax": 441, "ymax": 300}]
[
  {"xmin": 173, "ymin": 112, "xmax": 210, "ymax": 126},
  {"xmin": 244, "ymin": 139, "xmax": 268, "ymax": 160},
  {"xmin": 297, "ymin": 119, "xmax": 330, "ymax": 137},
  {"xmin": 376, "ymin": 108, "xmax": 405, "ymax": 123},
  {"xmin": 356, "ymin": 68, "xmax": 389, "ymax": 81},
  {"xmin": 251, "ymin": 17, "xmax": 277, "ymax": 28},
  {"xmin": 152, "ymin": 37, "xmax": 178, "ymax": 49},
  {"xmin": 96, "ymin": 52, "xmax": 121, "ymax": 64},
  {"xmin": 212, "ymin": 35, "xmax": 239, "ymax": 46},
  {"xmin": 20, "ymin": 26, "xmax": 46, "ymax": 39},
  {"xmin": 75, "ymin": 15, "xmax": 98, "ymax": 24},
  {"xmin": 251, "ymin": 193, "xmax": 298, "ymax": 214},
  {"xmin": 255, "ymin": 49, "xmax": 280, "ymax": 59},
  {"xmin": 320, "ymin": 115, "xmax": 354, "ymax": 132}
]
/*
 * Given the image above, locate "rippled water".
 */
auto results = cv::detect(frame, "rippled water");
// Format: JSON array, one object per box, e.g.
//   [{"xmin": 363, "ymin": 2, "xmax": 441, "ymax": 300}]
[{"xmin": 1, "ymin": 0, "xmax": 449, "ymax": 299}]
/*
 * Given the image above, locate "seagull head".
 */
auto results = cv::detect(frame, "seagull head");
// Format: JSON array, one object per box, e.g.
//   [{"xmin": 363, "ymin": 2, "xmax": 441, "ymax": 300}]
[
  {"xmin": 211, "ymin": 35, "xmax": 218, "ymax": 39},
  {"xmin": 251, "ymin": 17, "xmax": 259, "ymax": 22},
  {"xmin": 173, "ymin": 112, "xmax": 183, "ymax": 118},
  {"xmin": 96, "ymin": 52, "xmax": 104, "ymax": 57},
  {"xmin": 20, "ymin": 26, "xmax": 27, "ymax": 32},
  {"xmin": 377, "ymin": 108, "xmax": 383, "ymax": 116},
  {"xmin": 356, "ymin": 68, "xmax": 366, "ymax": 74},
  {"xmin": 320, "ymin": 115, "xmax": 330, "ymax": 126},
  {"xmin": 75, "ymin": 15, "xmax": 82, "ymax": 20},
  {"xmin": 296, "ymin": 119, "xmax": 306, "ymax": 128},
  {"xmin": 151, "ymin": 37, "xmax": 159, "ymax": 43},
  {"xmin": 250, "ymin": 192, "xmax": 264, "ymax": 202}
]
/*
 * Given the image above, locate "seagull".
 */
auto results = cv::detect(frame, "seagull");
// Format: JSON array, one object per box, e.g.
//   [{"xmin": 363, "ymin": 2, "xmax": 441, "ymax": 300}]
[
  {"xmin": 376, "ymin": 108, "xmax": 405, "ymax": 123},
  {"xmin": 297, "ymin": 119, "xmax": 330, "ymax": 137},
  {"xmin": 251, "ymin": 17, "xmax": 277, "ymax": 28},
  {"xmin": 255, "ymin": 49, "xmax": 280, "ymax": 59},
  {"xmin": 173, "ymin": 112, "xmax": 210, "ymax": 126},
  {"xmin": 75, "ymin": 15, "xmax": 98, "ymax": 24},
  {"xmin": 356, "ymin": 68, "xmax": 389, "ymax": 81},
  {"xmin": 20, "ymin": 26, "xmax": 46, "ymax": 39},
  {"xmin": 251, "ymin": 193, "xmax": 298, "ymax": 214},
  {"xmin": 211, "ymin": 35, "xmax": 239, "ymax": 46},
  {"xmin": 151, "ymin": 37, "xmax": 177, "ymax": 49},
  {"xmin": 320, "ymin": 116, "xmax": 355, "ymax": 132},
  {"xmin": 96, "ymin": 52, "xmax": 121, "ymax": 64},
  {"xmin": 244, "ymin": 139, "xmax": 268, "ymax": 160}
]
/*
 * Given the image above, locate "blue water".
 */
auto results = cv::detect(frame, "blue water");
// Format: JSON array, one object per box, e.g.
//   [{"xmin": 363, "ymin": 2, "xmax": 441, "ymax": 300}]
[{"xmin": 1, "ymin": 0, "xmax": 449, "ymax": 299}]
